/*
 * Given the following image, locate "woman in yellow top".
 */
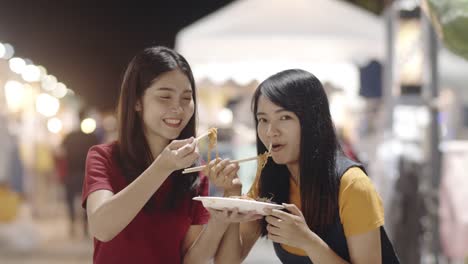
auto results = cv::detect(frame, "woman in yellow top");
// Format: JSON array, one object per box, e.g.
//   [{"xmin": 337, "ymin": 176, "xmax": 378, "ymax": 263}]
[{"xmin": 209, "ymin": 69, "xmax": 398, "ymax": 263}]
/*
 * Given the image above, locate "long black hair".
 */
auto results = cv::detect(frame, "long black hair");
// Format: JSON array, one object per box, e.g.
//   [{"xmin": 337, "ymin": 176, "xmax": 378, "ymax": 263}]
[
  {"xmin": 115, "ymin": 46, "xmax": 199, "ymax": 211},
  {"xmin": 252, "ymin": 69, "xmax": 340, "ymax": 235}
]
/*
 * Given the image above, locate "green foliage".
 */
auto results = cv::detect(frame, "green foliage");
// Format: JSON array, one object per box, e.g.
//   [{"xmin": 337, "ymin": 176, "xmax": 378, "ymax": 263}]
[
  {"xmin": 424, "ymin": 0, "xmax": 468, "ymax": 60},
  {"xmin": 343, "ymin": 0, "xmax": 386, "ymax": 14}
]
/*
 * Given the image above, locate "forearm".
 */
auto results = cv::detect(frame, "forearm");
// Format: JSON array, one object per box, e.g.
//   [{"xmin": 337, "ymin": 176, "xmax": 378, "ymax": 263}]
[
  {"xmin": 214, "ymin": 188, "xmax": 246, "ymax": 263},
  {"xmin": 214, "ymin": 223, "xmax": 242, "ymax": 264},
  {"xmin": 89, "ymin": 158, "xmax": 172, "ymax": 241},
  {"xmin": 183, "ymin": 219, "xmax": 229, "ymax": 264},
  {"xmin": 304, "ymin": 235, "xmax": 349, "ymax": 264}
]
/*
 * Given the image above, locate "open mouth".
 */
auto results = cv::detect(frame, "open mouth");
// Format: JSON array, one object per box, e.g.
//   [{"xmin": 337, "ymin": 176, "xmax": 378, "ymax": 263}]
[
  {"xmin": 163, "ymin": 118, "xmax": 182, "ymax": 128},
  {"xmin": 271, "ymin": 144, "xmax": 284, "ymax": 152}
]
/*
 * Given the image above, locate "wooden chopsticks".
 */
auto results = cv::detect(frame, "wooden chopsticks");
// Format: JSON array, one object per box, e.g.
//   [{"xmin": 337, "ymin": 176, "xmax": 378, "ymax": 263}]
[{"xmin": 182, "ymin": 143, "xmax": 272, "ymax": 174}]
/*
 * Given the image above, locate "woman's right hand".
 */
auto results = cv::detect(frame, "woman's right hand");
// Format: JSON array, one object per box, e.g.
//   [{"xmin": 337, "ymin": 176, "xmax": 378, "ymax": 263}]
[{"xmin": 157, "ymin": 137, "xmax": 199, "ymax": 173}]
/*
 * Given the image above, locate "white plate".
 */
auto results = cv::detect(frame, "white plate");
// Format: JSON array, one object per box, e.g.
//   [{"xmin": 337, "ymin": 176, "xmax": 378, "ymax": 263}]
[{"xmin": 193, "ymin": 196, "xmax": 284, "ymax": 215}]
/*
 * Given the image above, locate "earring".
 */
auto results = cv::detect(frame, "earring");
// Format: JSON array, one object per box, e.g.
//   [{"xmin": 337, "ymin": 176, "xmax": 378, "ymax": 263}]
[{"xmin": 135, "ymin": 102, "xmax": 142, "ymax": 112}]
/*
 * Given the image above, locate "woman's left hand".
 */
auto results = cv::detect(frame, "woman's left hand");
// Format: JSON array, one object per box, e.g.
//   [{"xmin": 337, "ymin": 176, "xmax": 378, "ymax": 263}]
[
  {"xmin": 204, "ymin": 158, "xmax": 242, "ymax": 193},
  {"xmin": 265, "ymin": 203, "xmax": 318, "ymax": 249}
]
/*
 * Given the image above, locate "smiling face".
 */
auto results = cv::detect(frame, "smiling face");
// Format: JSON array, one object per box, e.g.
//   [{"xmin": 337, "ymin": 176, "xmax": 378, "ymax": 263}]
[
  {"xmin": 136, "ymin": 69, "xmax": 194, "ymax": 144},
  {"xmin": 256, "ymin": 95, "xmax": 301, "ymax": 167}
]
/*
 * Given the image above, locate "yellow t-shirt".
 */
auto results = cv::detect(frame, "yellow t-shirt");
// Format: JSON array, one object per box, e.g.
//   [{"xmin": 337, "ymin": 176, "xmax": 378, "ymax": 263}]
[{"xmin": 248, "ymin": 167, "xmax": 385, "ymax": 256}]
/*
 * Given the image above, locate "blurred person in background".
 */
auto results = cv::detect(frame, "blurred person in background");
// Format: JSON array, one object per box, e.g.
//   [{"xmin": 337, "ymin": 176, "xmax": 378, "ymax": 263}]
[
  {"xmin": 0, "ymin": 113, "xmax": 39, "ymax": 251},
  {"xmin": 0, "ymin": 113, "xmax": 25, "ymax": 196},
  {"xmin": 211, "ymin": 69, "xmax": 399, "ymax": 263},
  {"xmin": 0, "ymin": 113, "xmax": 20, "ymax": 224},
  {"xmin": 81, "ymin": 46, "xmax": 242, "ymax": 263},
  {"xmin": 337, "ymin": 128, "xmax": 360, "ymax": 163},
  {"xmin": 0, "ymin": 174, "xmax": 20, "ymax": 230},
  {"xmin": 61, "ymin": 110, "xmax": 100, "ymax": 237},
  {"xmin": 0, "ymin": 174, "xmax": 39, "ymax": 252}
]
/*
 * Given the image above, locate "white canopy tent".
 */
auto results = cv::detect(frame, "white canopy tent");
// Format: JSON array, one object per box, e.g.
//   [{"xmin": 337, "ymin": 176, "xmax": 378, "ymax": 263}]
[
  {"xmin": 176, "ymin": 0, "xmax": 468, "ymax": 135},
  {"xmin": 175, "ymin": 0, "xmax": 385, "ymax": 93},
  {"xmin": 176, "ymin": 0, "xmax": 468, "ymax": 92}
]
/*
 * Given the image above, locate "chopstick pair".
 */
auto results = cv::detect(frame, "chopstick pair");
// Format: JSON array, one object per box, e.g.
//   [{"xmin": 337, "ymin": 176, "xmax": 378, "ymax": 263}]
[{"xmin": 182, "ymin": 143, "xmax": 272, "ymax": 174}]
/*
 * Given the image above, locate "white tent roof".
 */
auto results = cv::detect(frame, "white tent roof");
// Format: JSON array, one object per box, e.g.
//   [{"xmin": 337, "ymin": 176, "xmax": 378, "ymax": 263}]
[
  {"xmin": 176, "ymin": 0, "xmax": 385, "ymax": 84},
  {"xmin": 176, "ymin": 0, "xmax": 468, "ymax": 92},
  {"xmin": 176, "ymin": 0, "xmax": 385, "ymax": 62}
]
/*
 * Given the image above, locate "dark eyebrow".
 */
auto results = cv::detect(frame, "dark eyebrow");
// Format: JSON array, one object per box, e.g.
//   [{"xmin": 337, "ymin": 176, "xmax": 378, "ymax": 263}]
[
  {"xmin": 256, "ymin": 109, "xmax": 289, "ymax": 116},
  {"xmin": 155, "ymin": 87, "xmax": 174, "ymax": 92},
  {"xmin": 155, "ymin": 87, "xmax": 192, "ymax": 93}
]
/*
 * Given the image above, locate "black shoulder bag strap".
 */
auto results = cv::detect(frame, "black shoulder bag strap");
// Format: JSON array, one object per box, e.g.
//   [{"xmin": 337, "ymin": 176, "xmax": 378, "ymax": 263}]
[{"xmin": 336, "ymin": 153, "xmax": 400, "ymax": 264}]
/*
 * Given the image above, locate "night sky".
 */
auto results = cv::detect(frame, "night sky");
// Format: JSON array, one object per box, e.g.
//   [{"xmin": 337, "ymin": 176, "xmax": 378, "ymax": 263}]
[{"xmin": 0, "ymin": 0, "xmax": 234, "ymax": 112}]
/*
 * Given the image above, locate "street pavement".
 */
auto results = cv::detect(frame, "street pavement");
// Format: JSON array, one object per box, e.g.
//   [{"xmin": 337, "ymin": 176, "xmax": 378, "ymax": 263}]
[{"xmin": 0, "ymin": 211, "xmax": 280, "ymax": 264}]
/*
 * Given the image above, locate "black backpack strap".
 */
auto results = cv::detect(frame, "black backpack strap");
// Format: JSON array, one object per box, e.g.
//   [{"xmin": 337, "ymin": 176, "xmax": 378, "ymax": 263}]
[
  {"xmin": 335, "ymin": 151, "xmax": 367, "ymax": 177},
  {"xmin": 380, "ymin": 227, "xmax": 400, "ymax": 263},
  {"xmin": 336, "ymin": 152, "xmax": 400, "ymax": 264}
]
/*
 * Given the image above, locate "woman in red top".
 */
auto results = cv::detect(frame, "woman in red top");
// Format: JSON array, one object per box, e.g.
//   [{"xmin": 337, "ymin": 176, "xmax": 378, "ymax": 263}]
[{"xmin": 82, "ymin": 46, "xmax": 238, "ymax": 263}]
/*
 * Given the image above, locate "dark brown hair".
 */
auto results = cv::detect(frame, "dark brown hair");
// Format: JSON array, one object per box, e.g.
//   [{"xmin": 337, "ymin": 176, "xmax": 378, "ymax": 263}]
[
  {"xmin": 252, "ymin": 69, "xmax": 340, "ymax": 235},
  {"xmin": 115, "ymin": 46, "xmax": 199, "ymax": 210}
]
